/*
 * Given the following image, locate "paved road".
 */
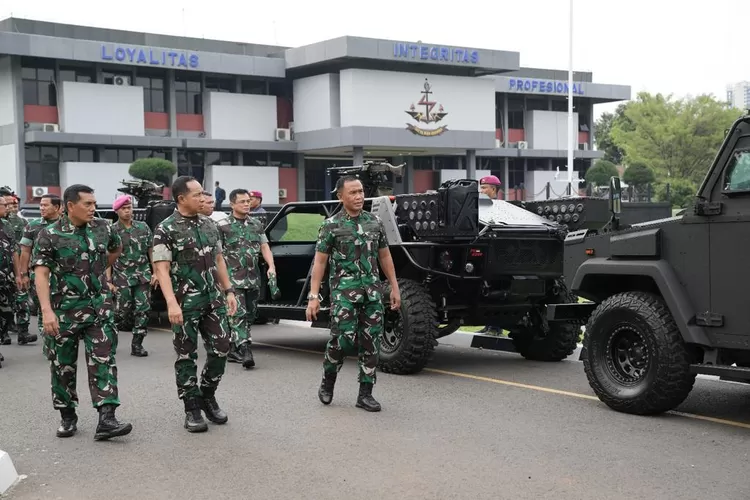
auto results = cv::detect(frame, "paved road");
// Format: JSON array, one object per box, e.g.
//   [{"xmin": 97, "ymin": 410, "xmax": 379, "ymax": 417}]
[{"xmin": 1, "ymin": 320, "xmax": 749, "ymax": 500}]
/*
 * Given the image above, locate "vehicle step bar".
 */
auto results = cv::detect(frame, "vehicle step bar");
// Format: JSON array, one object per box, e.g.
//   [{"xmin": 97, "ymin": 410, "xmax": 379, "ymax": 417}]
[
  {"xmin": 690, "ymin": 364, "xmax": 750, "ymax": 382},
  {"xmin": 258, "ymin": 303, "xmax": 330, "ymax": 323}
]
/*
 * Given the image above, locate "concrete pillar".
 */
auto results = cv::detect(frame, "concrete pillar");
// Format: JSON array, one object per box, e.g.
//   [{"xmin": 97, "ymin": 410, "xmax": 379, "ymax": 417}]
[
  {"xmin": 295, "ymin": 153, "xmax": 305, "ymax": 201},
  {"xmin": 588, "ymin": 102, "xmax": 595, "ymax": 149},
  {"xmin": 353, "ymin": 146, "xmax": 364, "ymax": 165},
  {"xmin": 503, "ymin": 157, "xmax": 509, "ymax": 198},
  {"xmin": 503, "ymin": 94, "xmax": 509, "ymax": 147},
  {"xmin": 466, "ymin": 150, "xmax": 476, "ymax": 179},
  {"xmin": 167, "ymin": 69, "xmax": 177, "ymax": 137},
  {"xmin": 406, "ymin": 156, "xmax": 415, "ymax": 193}
]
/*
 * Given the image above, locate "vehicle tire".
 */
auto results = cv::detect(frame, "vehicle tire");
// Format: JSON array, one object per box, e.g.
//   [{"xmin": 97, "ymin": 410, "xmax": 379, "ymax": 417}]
[
  {"xmin": 509, "ymin": 281, "xmax": 580, "ymax": 362},
  {"xmin": 582, "ymin": 291, "xmax": 696, "ymax": 415},
  {"xmin": 379, "ymin": 278, "xmax": 439, "ymax": 375}
]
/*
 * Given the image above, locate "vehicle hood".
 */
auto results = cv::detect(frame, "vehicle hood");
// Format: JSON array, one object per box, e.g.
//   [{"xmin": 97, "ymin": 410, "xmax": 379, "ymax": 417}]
[{"xmin": 478, "ymin": 198, "xmax": 558, "ymax": 228}]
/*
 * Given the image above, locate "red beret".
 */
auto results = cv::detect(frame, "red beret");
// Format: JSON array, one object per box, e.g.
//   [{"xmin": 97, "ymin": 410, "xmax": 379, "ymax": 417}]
[{"xmin": 248, "ymin": 191, "xmax": 262, "ymax": 198}]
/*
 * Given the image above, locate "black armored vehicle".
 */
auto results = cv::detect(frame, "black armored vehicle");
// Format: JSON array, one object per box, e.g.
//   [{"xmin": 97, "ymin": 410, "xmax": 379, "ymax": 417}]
[
  {"xmin": 563, "ymin": 113, "xmax": 750, "ymax": 416},
  {"xmin": 254, "ymin": 161, "xmax": 582, "ymax": 374}
]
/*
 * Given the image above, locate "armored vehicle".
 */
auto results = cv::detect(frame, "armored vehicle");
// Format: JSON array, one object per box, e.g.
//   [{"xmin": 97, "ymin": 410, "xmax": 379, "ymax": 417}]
[
  {"xmin": 253, "ymin": 161, "xmax": 583, "ymax": 374},
  {"xmin": 562, "ymin": 113, "xmax": 750, "ymax": 415}
]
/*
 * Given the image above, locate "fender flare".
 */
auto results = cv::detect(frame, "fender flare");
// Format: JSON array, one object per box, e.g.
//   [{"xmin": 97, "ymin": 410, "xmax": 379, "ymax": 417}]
[{"xmin": 571, "ymin": 258, "xmax": 711, "ymax": 347}]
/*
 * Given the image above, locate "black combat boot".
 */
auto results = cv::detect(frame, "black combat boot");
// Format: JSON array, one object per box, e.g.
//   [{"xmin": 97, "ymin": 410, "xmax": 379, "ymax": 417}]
[
  {"xmin": 199, "ymin": 388, "xmax": 228, "ymax": 424},
  {"xmin": 94, "ymin": 404, "xmax": 133, "ymax": 441},
  {"xmin": 57, "ymin": 407, "xmax": 78, "ymax": 438},
  {"xmin": 317, "ymin": 372, "xmax": 337, "ymax": 405},
  {"xmin": 0, "ymin": 351, "xmax": 4, "ymax": 368},
  {"xmin": 240, "ymin": 343, "xmax": 255, "ymax": 369},
  {"xmin": 0, "ymin": 330, "xmax": 10, "ymax": 345},
  {"xmin": 184, "ymin": 398, "xmax": 208, "ymax": 432},
  {"xmin": 131, "ymin": 334, "xmax": 148, "ymax": 357},
  {"xmin": 355, "ymin": 382, "xmax": 381, "ymax": 412},
  {"xmin": 17, "ymin": 326, "xmax": 38, "ymax": 345},
  {"xmin": 226, "ymin": 344, "xmax": 242, "ymax": 364}
]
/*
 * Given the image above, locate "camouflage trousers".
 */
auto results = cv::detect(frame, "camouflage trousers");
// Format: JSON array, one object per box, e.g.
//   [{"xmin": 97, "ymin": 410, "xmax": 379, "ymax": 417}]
[
  {"xmin": 45, "ymin": 307, "xmax": 120, "ymax": 409},
  {"xmin": 173, "ymin": 307, "xmax": 231, "ymax": 400},
  {"xmin": 229, "ymin": 287, "xmax": 259, "ymax": 347},
  {"xmin": 0, "ymin": 287, "xmax": 13, "ymax": 334},
  {"xmin": 14, "ymin": 287, "xmax": 30, "ymax": 329},
  {"xmin": 323, "ymin": 294, "xmax": 384, "ymax": 384},
  {"xmin": 115, "ymin": 283, "xmax": 151, "ymax": 336}
]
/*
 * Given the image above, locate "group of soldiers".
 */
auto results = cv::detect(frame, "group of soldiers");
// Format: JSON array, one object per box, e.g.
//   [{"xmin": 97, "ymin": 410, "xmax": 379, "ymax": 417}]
[{"xmin": 0, "ymin": 172, "xmax": 401, "ymax": 439}]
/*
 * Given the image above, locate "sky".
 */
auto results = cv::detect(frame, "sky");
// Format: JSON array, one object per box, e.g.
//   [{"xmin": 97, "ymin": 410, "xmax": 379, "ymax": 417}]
[{"xmin": 1, "ymin": 0, "xmax": 748, "ymax": 119}]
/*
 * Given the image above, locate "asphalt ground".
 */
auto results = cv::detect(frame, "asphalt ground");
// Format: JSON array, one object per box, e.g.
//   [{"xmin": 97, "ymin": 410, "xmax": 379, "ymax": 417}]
[{"xmin": 1, "ymin": 318, "xmax": 749, "ymax": 500}]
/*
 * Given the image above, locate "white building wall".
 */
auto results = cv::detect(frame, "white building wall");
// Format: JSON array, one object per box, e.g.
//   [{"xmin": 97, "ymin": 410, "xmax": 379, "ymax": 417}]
[
  {"xmin": 59, "ymin": 162, "xmax": 133, "ymax": 205},
  {"xmin": 204, "ymin": 92, "xmax": 278, "ymax": 141},
  {"xmin": 204, "ymin": 165, "xmax": 279, "ymax": 205},
  {"xmin": 59, "ymin": 82, "xmax": 145, "ymax": 136},
  {"xmin": 292, "ymin": 74, "xmax": 341, "ymax": 133}
]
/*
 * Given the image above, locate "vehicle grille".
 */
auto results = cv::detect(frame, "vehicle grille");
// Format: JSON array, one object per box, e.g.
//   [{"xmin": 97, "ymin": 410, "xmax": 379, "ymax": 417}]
[{"xmin": 493, "ymin": 239, "xmax": 563, "ymax": 274}]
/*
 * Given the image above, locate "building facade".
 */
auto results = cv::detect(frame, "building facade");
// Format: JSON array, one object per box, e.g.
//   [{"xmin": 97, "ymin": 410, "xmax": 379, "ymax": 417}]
[
  {"xmin": 0, "ymin": 18, "xmax": 630, "ymax": 206},
  {"xmin": 727, "ymin": 81, "xmax": 750, "ymax": 110}
]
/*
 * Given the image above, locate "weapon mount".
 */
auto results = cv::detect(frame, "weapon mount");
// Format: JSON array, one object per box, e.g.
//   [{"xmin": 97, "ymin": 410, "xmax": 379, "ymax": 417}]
[{"xmin": 327, "ymin": 161, "xmax": 406, "ymax": 198}]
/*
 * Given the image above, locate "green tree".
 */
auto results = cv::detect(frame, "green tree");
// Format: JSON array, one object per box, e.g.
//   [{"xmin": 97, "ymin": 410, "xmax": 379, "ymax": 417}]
[
  {"xmin": 622, "ymin": 163, "xmax": 656, "ymax": 190},
  {"xmin": 594, "ymin": 103, "xmax": 630, "ymax": 164},
  {"xmin": 129, "ymin": 158, "xmax": 177, "ymax": 185},
  {"xmin": 656, "ymin": 178, "xmax": 698, "ymax": 209},
  {"xmin": 611, "ymin": 92, "xmax": 741, "ymax": 186},
  {"xmin": 585, "ymin": 159, "xmax": 619, "ymax": 187}
]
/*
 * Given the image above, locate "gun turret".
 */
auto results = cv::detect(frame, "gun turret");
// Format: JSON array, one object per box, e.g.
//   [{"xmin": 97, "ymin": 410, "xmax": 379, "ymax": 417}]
[
  {"xmin": 327, "ymin": 161, "xmax": 405, "ymax": 198},
  {"xmin": 117, "ymin": 178, "xmax": 164, "ymax": 208}
]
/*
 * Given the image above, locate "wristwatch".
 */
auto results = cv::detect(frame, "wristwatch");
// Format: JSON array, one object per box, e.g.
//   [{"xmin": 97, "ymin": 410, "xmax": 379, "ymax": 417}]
[
  {"xmin": 224, "ymin": 287, "xmax": 236, "ymax": 296},
  {"xmin": 307, "ymin": 292, "xmax": 322, "ymax": 301}
]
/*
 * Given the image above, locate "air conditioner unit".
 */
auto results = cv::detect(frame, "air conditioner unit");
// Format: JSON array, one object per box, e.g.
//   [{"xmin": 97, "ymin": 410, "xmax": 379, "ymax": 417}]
[
  {"xmin": 113, "ymin": 75, "xmax": 131, "ymax": 86},
  {"xmin": 517, "ymin": 141, "xmax": 528, "ymax": 149},
  {"xmin": 278, "ymin": 188, "xmax": 288, "ymax": 199},
  {"xmin": 275, "ymin": 128, "xmax": 291, "ymax": 141},
  {"xmin": 578, "ymin": 142, "xmax": 589, "ymax": 150},
  {"xmin": 42, "ymin": 123, "xmax": 59, "ymax": 132},
  {"xmin": 32, "ymin": 186, "xmax": 49, "ymax": 197}
]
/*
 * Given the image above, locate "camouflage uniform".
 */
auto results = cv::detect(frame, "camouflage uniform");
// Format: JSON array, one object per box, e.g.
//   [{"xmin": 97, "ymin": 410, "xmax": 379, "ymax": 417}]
[
  {"xmin": 1, "ymin": 213, "xmax": 28, "ymax": 343},
  {"xmin": 316, "ymin": 211, "xmax": 388, "ymax": 385},
  {"xmin": 217, "ymin": 214, "xmax": 267, "ymax": 367},
  {"xmin": 20, "ymin": 216, "xmax": 58, "ymax": 348},
  {"xmin": 112, "ymin": 219, "xmax": 152, "ymax": 355},
  {"xmin": 32, "ymin": 215, "xmax": 122, "ymax": 410},
  {"xmin": 0, "ymin": 218, "xmax": 17, "ymax": 357},
  {"xmin": 151, "ymin": 210, "xmax": 231, "ymax": 402}
]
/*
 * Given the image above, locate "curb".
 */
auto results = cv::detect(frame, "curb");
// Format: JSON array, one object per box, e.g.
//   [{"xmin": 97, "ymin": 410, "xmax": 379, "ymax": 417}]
[{"xmin": 0, "ymin": 450, "xmax": 19, "ymax": 495}]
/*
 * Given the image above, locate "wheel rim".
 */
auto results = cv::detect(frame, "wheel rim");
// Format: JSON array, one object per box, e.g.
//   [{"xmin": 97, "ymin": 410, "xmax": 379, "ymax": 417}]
[
  {"xmin": 604, "ymin": 325, "xmax": 650, "ymax": 385},
  {"xmin": 382, "ymin": 309, "xmax": 404, "ymax": 354}
]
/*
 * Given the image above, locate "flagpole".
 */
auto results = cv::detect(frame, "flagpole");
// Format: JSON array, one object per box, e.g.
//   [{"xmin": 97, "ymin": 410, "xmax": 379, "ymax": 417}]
[{"xmin": 567, "ymin": 0, "xmax": 574, "ymax": 195}]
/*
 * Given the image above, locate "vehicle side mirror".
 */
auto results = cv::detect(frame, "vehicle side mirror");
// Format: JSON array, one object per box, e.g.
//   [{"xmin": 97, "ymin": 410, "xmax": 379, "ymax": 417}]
[{"xmin": 609, "ymin": 176, "xmax": 622, "ymax": 215}]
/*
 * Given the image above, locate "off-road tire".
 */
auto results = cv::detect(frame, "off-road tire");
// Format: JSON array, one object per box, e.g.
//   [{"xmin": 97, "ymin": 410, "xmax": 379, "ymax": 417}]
[
  {"xmin": 378, "ymin": 279, "xmax": 438, "ymax": 375},
  {"xmin": 582, "ymin": 291, "xmax": 696, "ymax": 415},
  {"xmin": 509, "ymin": 281, "xmax": 580, "ymax": 362}
]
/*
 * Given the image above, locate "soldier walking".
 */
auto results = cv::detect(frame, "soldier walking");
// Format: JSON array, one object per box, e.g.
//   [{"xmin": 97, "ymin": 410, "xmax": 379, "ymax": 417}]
[
  {"xmin": 305, "ymin": 175, "xmax": 401, "ymax": 412},
  {"xmin": 0, "ymin": 196, "xmax": 21, "ymax": 368},
  {"xmin": 218, "ymin": 188, "xmax": 277, "ymax": 369},
  {"xmin": 152, "ymin": 176, "xmax": 238, "ymax": 433},
  {"xmin": 18, "ymin": 194, "xmax": 62, "ymax": 355},
  {"xmin": 0, "ymin": 189, "xmax": 32, "ymax": 345},
  {"xmin": 110, "ymin": 195, "xmax": 155, "ymax": 357},
  {"xmin": 32, "ymin": 184, "xmax": 132, "ymax": 440}
]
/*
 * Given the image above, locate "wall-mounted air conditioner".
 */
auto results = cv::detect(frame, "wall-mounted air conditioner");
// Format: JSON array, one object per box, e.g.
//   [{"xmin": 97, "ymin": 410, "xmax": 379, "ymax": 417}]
[
  {"xmin": 278, "ymin": 188, "xmax": 288, "ymax": 199},
  {"xmin": 275, "ymin": 128, "xmax": 291, "ymax": 141},
  {"xmin": 517, "ymin": 141, "xmax": 528, "ymax": 149},
  {"xmin": 578, "ymin": 143, "xmax": 589, "ymax": 150},
  {"xmin": 32, "ymin": 186, "xmax": 49, "ymax": 197},
  {"xmin": 42, "ymin": 123, "xmax": 59, "ymax": 132},
  {"xmin": 113, "ymin": 76, "xmax": 131, "ymax": 86}
]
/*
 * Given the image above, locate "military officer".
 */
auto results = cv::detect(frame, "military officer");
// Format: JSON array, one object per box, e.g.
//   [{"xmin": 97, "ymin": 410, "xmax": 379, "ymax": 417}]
[
  {"xmin": 0, "ymin": 190, "xmax": 32, "ymax": 345},
  {"xmin": 109, "ymin": 195, "xmax": 155, "ymax": 357},
  {"xmin": 306, "ymin": 175, "xmax": 401, "ymax": 412},
  {"xmin": 217, "ymin": 188, "xmax": 276, "ymax": 369},
  {"xmin": 0, "ymin": 196, "xmax": 21, "ymax": 368},
  {"xmin": 18, "ymin": 193, "xmax": 61, "ymax": 349},
  {"xmin": 33, "ymin": 184, "xmax": 132, "ymax": 440},
  {"xmin": 152, "ymin": 175, "xmax": 238, "ymax": 433}
]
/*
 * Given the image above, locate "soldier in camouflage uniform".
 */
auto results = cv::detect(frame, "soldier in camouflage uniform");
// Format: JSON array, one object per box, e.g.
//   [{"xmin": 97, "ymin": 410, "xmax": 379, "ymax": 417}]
[
  {"xmin": 0, "ymin": 196, "xmax": 21, "ymax": 368},
  {"xmin": 33, "ymin": 184, "xmax": 133, "ymax": 440},
  {"xmin": 152, "ymin": 176, "xmax": 238, "ymax": 433},
  {"xmin": 18, "ymin": 194, "xmax": 62, "ymax": 353},
  {"xmin": 306, "ymin": 176, "xmax": 401, "ymax": 412},
  {"xmin": 0, "ymin": 191, "xmax": 33, "ymax": 345},
  {"xmin": 109, "ymin": 195, "xmax": 154, "ymax": 357},
  {"xmin": 217, "ymin": 188, "xmax": 277, "ymax": 369}
]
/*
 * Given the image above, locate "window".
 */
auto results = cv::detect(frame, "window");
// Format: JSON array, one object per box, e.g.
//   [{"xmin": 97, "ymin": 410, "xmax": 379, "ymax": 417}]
[
  {"xmin": 275, "ymin": 213, "xmax": 325, "ymax": 242},
  {"xmin": 413, "ymin": 157, "xmax": 433, "ymax": 171},
  {"xmin": 26, "ymin": 146, "xmax": 60, "ymax": 186},
  {"xmin": 136, "ymin": 149, "xmax": 169, "ymax": 160},
  {"xmin": 205, "ymin": 76, "xmax": 234, "ymax": 93},
  {"xmin": 59, "ymin": 65, "xmax": 94, "ymax": 84},
  {"xmin": 177, "ymin": 150, "xmax": 205, "ymax": 184},
  {"xmin": 135, "ymin": 71, "xmax": 166, "ymax": 113},
  {"xmin": 206, "ymin": 151, "xmax": 236, "ymax": 166},
  {"xmin": 270, "ymin": 152, "xmax": 294, "ymax": 168},
  {"xmin": 102, "ymin": 148, "xmax": 135, "ymax": 163},
  {"xmin": 723, "ymin": 150, "xmax": 750, "ymax": 192},
  {"xmin": 507, "ymin": 96, "xmax": 524, "ymax": 129},
  {"xmin": 175, "ymin": 73, "xmax": 202, "ymax": 114},
  {"xmin": 269, "ymin": 80, "xmax": 292, "ymax": 99},
  {"xmin": 242, "ymin": 151, "xmax": 269, "ymax": 166},
  {"xmin": 22, "ymin": 59, "xmax": 56, "ymax": 106},
  {"xmin": 61, "ymin": 147, "xmax": 96, "ymax": 163},
  {"xmin": 241, "ymin": 79, "xmax": 267, "ymax": 95}
]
